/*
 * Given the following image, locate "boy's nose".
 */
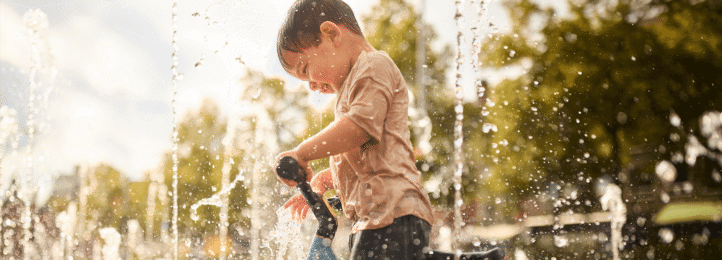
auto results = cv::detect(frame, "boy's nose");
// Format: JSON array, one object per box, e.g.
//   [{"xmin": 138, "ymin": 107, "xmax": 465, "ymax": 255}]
[{"xmin": 309, "ymin": 82, "xmax": 319, "ymax": 91}]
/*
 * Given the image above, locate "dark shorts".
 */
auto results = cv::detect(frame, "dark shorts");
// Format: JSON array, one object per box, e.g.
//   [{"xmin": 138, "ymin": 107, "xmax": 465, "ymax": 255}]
[{"xmin": 348, "ymin": 215, "xmax": 431, "ymax": 260}]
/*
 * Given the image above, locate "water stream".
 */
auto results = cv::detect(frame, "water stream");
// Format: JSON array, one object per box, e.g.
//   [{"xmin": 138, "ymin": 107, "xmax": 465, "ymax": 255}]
[
  {"xmin": 600, "ymin": 184, "xmax": 626, "ymax": 260},
  {"xmin": 170, "ymin": 1, "xmax": 182, "ymax": 259},
  {"xmin": 452, "ymin": 1, "xmax": 467, "ymax": 258}
]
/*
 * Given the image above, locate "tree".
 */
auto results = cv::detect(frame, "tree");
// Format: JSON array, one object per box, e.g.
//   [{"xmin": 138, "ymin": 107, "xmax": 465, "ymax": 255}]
[
  {"xmin": 480, "ymin": 0, "xmax": 721, "ymax": 257},
  {"xmin": 481, "ymin": 0, "xmax": 721, "ymax": 212},
  {"xmin": 158, "ymin": 98, "xmax": 257, "ymax": 237}
]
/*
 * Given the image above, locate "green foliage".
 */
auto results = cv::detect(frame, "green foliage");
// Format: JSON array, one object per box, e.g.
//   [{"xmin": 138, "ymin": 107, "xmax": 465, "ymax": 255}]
[
  {"xmin": 363, "ymin": 0, "xmax": 451, "ymax": 95},
  {"xmin": 161, "ymin": 98, "xmax": 234, "ymax": 234},
  {"xmin": 481, "ymin": 0, "xmax": 722, "ymax": 220},
  {"xmin": 84, "ymin": 164, "xmax": 127, "ymax": 229}
]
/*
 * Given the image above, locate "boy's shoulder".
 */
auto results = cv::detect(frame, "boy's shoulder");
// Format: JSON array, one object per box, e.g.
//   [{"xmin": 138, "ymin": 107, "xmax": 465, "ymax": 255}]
[
  {"xmin": 360, "ymin": 50, "xmax": 395, "ymax": 69},
  {"xmin": 354, "ymin": 50, "xmax": 401, "ymax": 83}
]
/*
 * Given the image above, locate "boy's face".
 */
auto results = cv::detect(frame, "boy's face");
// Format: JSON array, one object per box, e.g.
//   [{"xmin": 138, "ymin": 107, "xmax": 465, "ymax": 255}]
[{"xmin": 281, "ymin": 37, "xmax": 350, "ymax": 94}]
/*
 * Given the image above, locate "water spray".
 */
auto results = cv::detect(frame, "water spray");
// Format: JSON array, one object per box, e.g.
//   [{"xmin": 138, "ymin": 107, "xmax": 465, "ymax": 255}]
[
  {"xmin": 170, "ymin": 1, "xmax": 181, "ymax": 258},
  {"xmin": 453, "ymin": 1, "xmax": 466, "ymax": 258}
]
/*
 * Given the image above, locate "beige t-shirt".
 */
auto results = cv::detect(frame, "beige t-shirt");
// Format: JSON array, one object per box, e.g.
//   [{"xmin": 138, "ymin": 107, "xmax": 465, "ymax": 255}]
[{"xmin": 331, "ymin": 50, "xmax": 434, "ymax": 233}]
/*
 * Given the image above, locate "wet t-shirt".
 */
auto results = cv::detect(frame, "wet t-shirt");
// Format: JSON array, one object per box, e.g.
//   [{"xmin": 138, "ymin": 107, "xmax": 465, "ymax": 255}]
[{"xmin": 331, "ymin": 50, "xmax": 434, "ymax": 233}]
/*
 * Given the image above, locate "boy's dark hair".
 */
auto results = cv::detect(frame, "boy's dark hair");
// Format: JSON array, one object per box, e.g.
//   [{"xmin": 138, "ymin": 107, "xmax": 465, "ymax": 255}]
[{"xmin": 277, "ymin": 0, "xmax": 364, "ymax": 69}]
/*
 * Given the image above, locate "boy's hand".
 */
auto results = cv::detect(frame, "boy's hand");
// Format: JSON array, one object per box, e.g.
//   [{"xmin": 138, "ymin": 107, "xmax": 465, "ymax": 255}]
[
  {"xmin": 282, "ymin": 170, "xmax": 332, "ymax": 221},
  {"xmin": 283, "ymin": 193, "xmax": 310, "ymax": 221},
  {"xmin": 274, "ymin": 150, "xmax": 313, "ymax": 187}
]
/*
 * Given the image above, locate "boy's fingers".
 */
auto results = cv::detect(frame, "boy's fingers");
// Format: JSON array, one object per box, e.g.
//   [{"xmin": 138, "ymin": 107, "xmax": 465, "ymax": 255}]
[
  {"xmin": 283, "ymin": 194, "xmax": 302, "ymax": 209},
  {"xmin": 306, "ymin": 166, "xmax": 313, "ymax": 182},
  {"xmin": 283, "ymin": 198, "xmax": 295, "ymax": 209},
  {"xmin": 294, "ymin": 205, "xmax": 307, "ymax": 221},
  {"xmin": 301, "ymin": 206, "xmax": 309, "ymax": 220}
]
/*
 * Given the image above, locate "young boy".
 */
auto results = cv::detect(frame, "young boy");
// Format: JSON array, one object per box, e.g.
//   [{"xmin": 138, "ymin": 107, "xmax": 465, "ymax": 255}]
[{"xmin": 274, "ymin": 0, "xmax": 434, "ymax": 259}]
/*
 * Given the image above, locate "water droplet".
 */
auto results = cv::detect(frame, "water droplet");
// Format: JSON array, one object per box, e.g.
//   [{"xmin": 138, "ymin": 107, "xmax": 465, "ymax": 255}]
[
  {"xmin": 636, "ymin": 217, "xmax": 647, "ymax": 227},
  {"xmin": 655, "ymin": 160, "xmax": 676, "ymax": 184},
  {"xmin": 472, "ymin": 237, "xmax": 481, "ymax": 247},
  {"xmin": 659, "ymin": 228, "xmax": 674, "ymax": 244},
  {"xmin": 414, "ymin": 238, "xmax": 421, "ymax": 245},
  {"xmin": 682, "ymin": 182, "xmax": 693, "ymax": 193},
  {"xmin": 252, "ymin": 89, "xmax": 262, "ymax": 99},
  {"xmin": 554, "ymin": 235, "xmax": 569, "ymax": 247},
  {"xmin": 670, "ymin": 112, "xmax": 681, "ymax": 127},
  {"xmin": 660, "ymin": 192, "xmax": 670, "ymax": 203},
  {"xmin": 616, "ymin": 112, "xmax": 628, "ymax": 124},
  {"xmin": 712, "ymin": 169, "xmax": 721, "ymax": 183},
  {"xmin": 482, "ymin": 123, "xmax": 497, "ymax": 133}
]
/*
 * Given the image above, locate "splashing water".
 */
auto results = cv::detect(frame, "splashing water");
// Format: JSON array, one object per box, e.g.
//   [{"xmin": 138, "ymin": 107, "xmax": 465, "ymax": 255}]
[
  {"xmin": 700, "ymin": 111, "xmax": 722, "ymax": 152},
  {"xmin": 655, "ymin": 160, "xmax": 677, "ymax": 184},
  {"xmin": 689, "ymin": 111, "xmax": 722, "ymax": 166},
  {"xmin": 265, "ymin": 207, "xmax": 306, "ymax": 260},
  {"xmin": 472, "ymin": 0, "xmax": 488, "ymax": 111},
  {"xmin": 19, "ymin": 9, "xmax": 57, "ymax": 259},
  {"xmin": 669, "ymin": 110, "xmax": 722, "ymax": 167},
  {"xmin": 452, "ymin": 0, "xmax": 466, "ymax": 257},
  {"xmin": 0, "ymin": 106, "xmax": 19, "ymax": 162},
  {"xmin": 190, "ymin": 168, "xmax": 246, "ymax": 222},
  {"xmin": 412, "ymin": 0, "xmax": 433, "ymax": 156},
  {"xmin": 600, "ymin": 184, "xmax": 626, "ymax": 260},
  {"xmin": 190, "ymin": 119, "xmax": 247, "ymax": 230},
  {"xmin": 170, "ymin": 1, "xmax": 181, "ymax": 259},
  {"xmin": 55, "ymin": 202, "xmax": 77, "ymax": 258},
  {"xmin": 99, "ymin": 227, "xmax": 121, "ymax": 260}
]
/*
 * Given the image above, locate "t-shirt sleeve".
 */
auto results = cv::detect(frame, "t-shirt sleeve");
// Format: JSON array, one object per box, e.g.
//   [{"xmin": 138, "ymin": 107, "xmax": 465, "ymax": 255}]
[{"xmin": 344, "ymin": 77, "xmax": 392, "ymax": 143}]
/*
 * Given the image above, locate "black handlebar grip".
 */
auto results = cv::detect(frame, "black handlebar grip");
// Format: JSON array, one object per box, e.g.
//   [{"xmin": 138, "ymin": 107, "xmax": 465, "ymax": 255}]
[{"xmin": 276, "ymin": 156, "xmax": 306, "ymax": 184}]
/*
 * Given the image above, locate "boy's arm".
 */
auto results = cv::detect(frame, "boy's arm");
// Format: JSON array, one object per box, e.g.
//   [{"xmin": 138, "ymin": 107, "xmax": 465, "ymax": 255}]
[
  {"xmin": 275, "ymin": 115, "xmax": 371, "ymax": 186},
  {"xmin": 309, "ymin": 168, "xmax": 334, "ymax": 194},
  {"xmin": 296, "ymin": 115, "xmax": 371, "ymax": 162}
]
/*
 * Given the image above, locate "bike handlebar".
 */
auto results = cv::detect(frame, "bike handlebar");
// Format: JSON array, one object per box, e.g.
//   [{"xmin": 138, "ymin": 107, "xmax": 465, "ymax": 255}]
[
  {"xmin": 276, "ymin": 156, "xmax": 306, "ymax": 184},
  {"xmin": 276, "ymin": 156, "xmax": 338, "ymax": 240}
]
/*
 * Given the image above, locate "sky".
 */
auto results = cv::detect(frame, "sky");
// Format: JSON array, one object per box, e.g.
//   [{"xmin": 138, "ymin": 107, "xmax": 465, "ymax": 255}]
[{"xmin": 0, "ymin": 0, "xmax": 566, "ymax": 204}]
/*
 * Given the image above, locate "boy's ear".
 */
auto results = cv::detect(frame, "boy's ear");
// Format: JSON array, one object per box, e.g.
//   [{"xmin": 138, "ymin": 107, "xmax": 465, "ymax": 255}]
[{"xmin": 319, "ymin": 21, "xmax": 341, "ymax": 46}]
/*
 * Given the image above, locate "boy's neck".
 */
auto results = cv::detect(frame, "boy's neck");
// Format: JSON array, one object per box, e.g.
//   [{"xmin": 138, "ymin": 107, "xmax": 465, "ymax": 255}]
[{"xmin": 345, "ymin": 32, "xmax": 376, "ymax": 69}]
